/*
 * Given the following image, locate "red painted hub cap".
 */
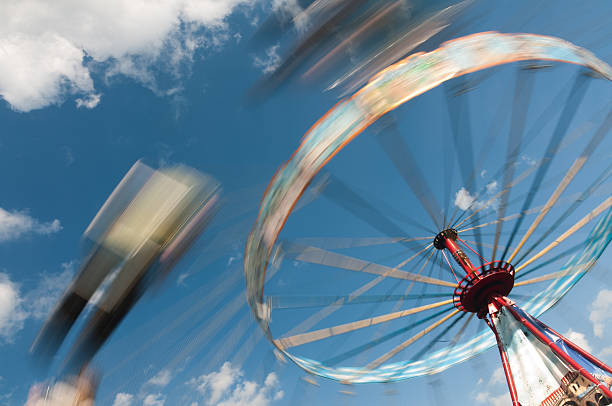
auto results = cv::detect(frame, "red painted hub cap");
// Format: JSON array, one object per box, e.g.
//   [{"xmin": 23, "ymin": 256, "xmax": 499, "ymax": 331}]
[{"xmin": 453, "ymin": 261, "xmax": 515, "ymax": 313}]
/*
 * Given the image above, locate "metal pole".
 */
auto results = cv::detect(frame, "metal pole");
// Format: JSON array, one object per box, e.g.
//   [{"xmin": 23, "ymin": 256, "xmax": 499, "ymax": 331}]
[
  {"xmin": 532, "ymin": 318, "xmax": 612, "ymax": 376},
  {"xmin": 486, "ymin": 315, "xmax": 521, "ymax": 406},
  {"xmin": 501, "ymin": 299, "xmax": 612, "ymax": 400},
  {"xmin": 443, "ymin": 238, "xmax": 476, "ymax": 275}
]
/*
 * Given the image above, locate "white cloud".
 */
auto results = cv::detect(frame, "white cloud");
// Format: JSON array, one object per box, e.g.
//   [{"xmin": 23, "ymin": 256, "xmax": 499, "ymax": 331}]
[
  {"xmin": 0, "ymin": 207, "xmax": 61, "ymax": 242},
  {"xmin": 226, "ymin": 252, "xmax": 242, "ymax": 267},
  {"xmin": 112, "ymin": 393, "xmax": 134, "ymax": 406},
  {"xmin": 253, "ymin": 45, "xmax": 281, "ymax": 75},
  {"xmin": 474, "ymin": 391, "xmax": 508, "ymax": 406},
  {"xmin": 147, "ymin": 369, "xmax": 173, "ymax": 388},
  {"xmin": 490, "ymin": 367, "xmax": 505, "ymax": 385},
  {"xmin": 271, "ymin": 0, "xmax": 307, "ymax": 33},
  {"xmin": 521, "ymin": 154, "xmax": 537, "ymax": 167},
  {"xmin": 563, "ymin": 329, "xmax": 592, "ymax": 352},
  {"xmin": 0, "ymin": 32, "xmax": 94, "ymax": 111},
  {"xmin": 188, "ymin": 362, "xmax": 283, "ymax": 406},
  {"xmin": 486, "ymin": 180, "xmax": 498, "ymax": 194},
  {"xmin": 0, "ymin": 262, "xmax": 74, "ymax": 343},
  {"xmin": 600, "ymin": 346, "xmax": 612, "ymax": 363},
  {"xmin": 590, "ymin": 289, "xmax": 612, "ymax": 338},
  {"xmin": 75, "ymin": 93, "xmax": 101, "ymax": 109},
  {"xmin": 454, "ymin": 182, "xmax": 499, "ymax": 212},
  {"xmin": 177, "ymin": 272, "xmax": 190, "ymax": 286},
  {"xmin": 454, "ymin": 187, "xmax": 476, "ymax": 211},
  {"xmin": 473, "ymin": 365, "xmax": 510, "ymax": 406},
  {"xmin": 24, "ymin": 261, "xmax": 74, "ymax": 320},
  {"xmin": 143, "ymin": 393, "xmax": 166, "ymax": 406},
  {"xmin": 190, "ymin": 362, "xmax": 240, "ymax": 405},
  {"xmin": 0, "ymin": 0, "xmax": 254, "ymax": 112},
  {"xmin": 0, "ymin": 273, "xmax": 28, "ymax": 343}
]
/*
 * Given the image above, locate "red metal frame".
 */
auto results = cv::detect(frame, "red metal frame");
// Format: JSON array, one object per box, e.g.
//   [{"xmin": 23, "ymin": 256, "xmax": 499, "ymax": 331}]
[
  {"xmin": 457, "ymin": 237, "xmax": 487, "ymax": 263},
  {"xmin": 533, "ymin": 319, "xmax": 612, "ymax": 376},
  {"xmin": 486, "ymin": 312, "xmax": 521, "ymax": 406},
  {"xmin": 443, "ymin": 237, "xmax": 476, "ymax": 275},
  {"xmin": 498, "ymin": 297, "xmax": 612, "ymax": 400},
  {"xmin": 436, "ymin": 231, "xmax": 612, "ymax": 404}
]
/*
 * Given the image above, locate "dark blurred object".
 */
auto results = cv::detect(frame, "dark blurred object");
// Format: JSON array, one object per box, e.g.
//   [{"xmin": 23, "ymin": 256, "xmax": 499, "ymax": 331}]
[
  {"xmin": 248, "ymin": 0, "xmax": 475, "ymax": 101},
  {"xmin": 31, "ymin": 161, "xmax": 220, "ymax": 375}
]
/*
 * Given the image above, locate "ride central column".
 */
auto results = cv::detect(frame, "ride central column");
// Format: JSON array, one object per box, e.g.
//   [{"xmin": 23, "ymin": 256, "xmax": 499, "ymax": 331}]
[{"xmin": 433, "ymin": 228, "xmax": 477, "ymax": 276}]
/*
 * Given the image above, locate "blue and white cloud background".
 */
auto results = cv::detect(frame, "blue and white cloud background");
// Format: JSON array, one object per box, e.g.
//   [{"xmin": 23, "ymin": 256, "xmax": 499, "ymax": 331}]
[{"xmin": 0, "ymin": 1, "xmax": 611, "ymax": 405}]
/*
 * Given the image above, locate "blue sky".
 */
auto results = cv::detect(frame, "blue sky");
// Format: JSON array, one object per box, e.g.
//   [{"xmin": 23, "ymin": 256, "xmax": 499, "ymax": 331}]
[{"xmin": 0, "ymin": 1, "xmax": 611, "ymax": 405}]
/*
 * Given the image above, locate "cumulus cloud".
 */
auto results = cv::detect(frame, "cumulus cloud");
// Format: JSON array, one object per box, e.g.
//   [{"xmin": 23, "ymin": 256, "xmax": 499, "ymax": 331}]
[
  {"xmin": 253, "ymin": 44, "xmax": 282, "ymax": 74},
  {"xmin": 143, "ymin": 393, "xmax": 166, "ymax": 406},
  {"xmin": 590, "ymin": 289, "xmax": 612, "ymax": 338},
  {"xmin": 563, "ymin": 329, "xmax": 592, "ymax": 352},
  {"xmin": 0, "ymin": 0, "xmax": 255, "ymax": 112},
  {"xmin": 0, "ymin": 262, "xmax": 74, "ymax": 343},
  {"xmin": 177, "ymin": 272, "xmax": 190, "ymax": 286},
  {"xmin": 0, "ymin": 273, "xmax": 28, "ymax": 343},
  {"xmin": 473, "ymin": 365, "xmax": 510, "ymax": 406},
  {"xmin": 75, "ymin": 93, "xmax": 101, "ymax": 109},
  {"xmin": 147, "ymin": 369, "xmax": 173, "ymax": 388},
  {"xmin": 454, "ymin": 181, "xmax": 499, "ymax": 212},
  {"xmin": 600, "ymin": 346, "xmax": 612, "ymax": 363},
  {"xmin": 454, "ymin": 187, "xmax": 475, "ymax": 211},
  {"xmin": 474, "ymin": 391, "xmax": 509, "ymax": 406},
  {"xmin": 521, "ymin": 154, "xmax": 537, "ymax": 167},
  {"xmin": 24, "ymin": 261, "xmax": 74, "ymax": 320},
  {"xmin": 188, "ymin": 362, "xmax": 283, "ymax": 406},
  {"xmin": 0, "ymin": 207, "xmax": 61, "ymax": 242},
  {"xmin": 489, "ymin": 367, "xmax": 505, "ymax": 385},
  {"xmin": 486, "ymin": 180, "xmax": 498, "ymax": 194},
  {"xmin": 112, "ymin": 393, "xmax": 134, "ymax": 406}
]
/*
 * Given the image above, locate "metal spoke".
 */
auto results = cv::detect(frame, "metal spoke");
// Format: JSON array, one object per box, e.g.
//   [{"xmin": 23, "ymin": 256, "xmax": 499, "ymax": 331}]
[
  {"xmin": 269, "ymin": 293, "xmax": 452, "ymax": 309},
  {"xmin": 501, "ymin": 72, "xmax": 591, "ymax": 261},
  {"xmin": 410, "ymin": 312, "xmax": 468, "ymax": 361},
  {"xmin": 453, "ymin": 71, "xmax": 593, "ymax": 230},
  {"xmin": 279, "ymin": 245, "xmax": 436, "ymax": 339},
  {"xmin": 346, "ymin": 250, "xmax": 444, "ymax": 367},
  {"xmin": 416, "ymin": 249, "xmax": 437, "ymax": 298},
  {"xmin": 507, "ymin": 109, "xmax": 612, "ymax": 263},
  {"xmin": 515, "ymin": 196, "xmax": 612, "ymax": 273},
  {"xmin": 515, "ymin": 162, "xmax": 612, "ymax": 265},
  {"xmin": 275, "ymin": 299, "xmax": 455, "ymax": 349},
  {"xmin": 374, "ymin": 115, "xmax": 443, "ymax": 229},
  {"xmin": 491, "ymin": 67, "xmax": 535, "ymax": 261},
  {"xmin": 454, "ymin": 161, "xmax": 540, "ymax": 229},
  {"xmin": 449, "ymin": 312, "xmax": 474, "ymax": 347},
  {"xmin": 445, "ymin": 77, "xmax": 485, "ymax": 267},
  {"xmin": 514, "ymin": 240, "xmax": 587, "ymax": 281},
  {"xmin": 290, "ymin": 236, "xmax": 432, "ymax": 250},
  {"xmin": 286, "ymin": 243, "xmax": 455, "ymax": 286},
  {"xmin": 514, "ymin": 269, "xmax": 580, "ymax": 287},
  {"xmin": 323, "ymin": 173, "xmax": 435, "ymax": 242},
  {"xmin": 325, "ymin": 307, "xmax": 453, "ymax": 366},
  {"xmin": 457, "ymin": 169, "xmax": 605, "ymax": 234},
  {"xmin": 366, "ymin": 309, "xmax": 462, "ymax": 369},
  {"xmin": 458, "ymin": 212, "xmax": 523, "ymax": 233},
  {"xmin": 441, "ymin": 250, "xmax": 460, "ymax": 283}
]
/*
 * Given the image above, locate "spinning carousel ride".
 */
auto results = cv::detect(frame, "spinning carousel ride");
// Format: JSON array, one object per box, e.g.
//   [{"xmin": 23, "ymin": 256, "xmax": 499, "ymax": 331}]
[{"xmin": 245, "ymin": 32, "xmax": 612, "ymax": 405}]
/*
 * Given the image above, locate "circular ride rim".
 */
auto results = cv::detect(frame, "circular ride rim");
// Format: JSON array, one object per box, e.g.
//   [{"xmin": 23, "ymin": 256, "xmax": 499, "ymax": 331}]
[{"xmin": 244, "ymin": 32, "xmax": 612, "ymax": 383}]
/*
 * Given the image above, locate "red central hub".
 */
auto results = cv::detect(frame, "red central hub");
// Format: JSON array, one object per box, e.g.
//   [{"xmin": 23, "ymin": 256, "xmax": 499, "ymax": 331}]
[{"xmin": 434, "ymin": 229, "xmax": 515, "ymax": 315}]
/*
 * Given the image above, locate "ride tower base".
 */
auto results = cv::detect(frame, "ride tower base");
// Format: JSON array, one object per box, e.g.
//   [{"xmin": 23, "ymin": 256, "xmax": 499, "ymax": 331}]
[
  {"xmin": 432, "ymin": 228, "xmax": 612, "ymax": 406},
  {"xmin": 487, "ymin": 297, "xmax": 612, "ymax": 406}
]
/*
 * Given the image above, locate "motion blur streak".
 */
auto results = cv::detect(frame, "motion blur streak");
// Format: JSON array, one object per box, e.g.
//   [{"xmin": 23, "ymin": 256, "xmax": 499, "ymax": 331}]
[{"xmin": 29, "ymin": 161, "xmax": 220, "ymax": 403}]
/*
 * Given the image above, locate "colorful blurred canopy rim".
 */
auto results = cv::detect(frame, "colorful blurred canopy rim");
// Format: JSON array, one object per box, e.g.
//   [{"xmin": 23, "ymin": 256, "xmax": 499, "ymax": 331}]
[{"xmin": 244, "ymin": 31, "xmax": 612, "ymax": 383}]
